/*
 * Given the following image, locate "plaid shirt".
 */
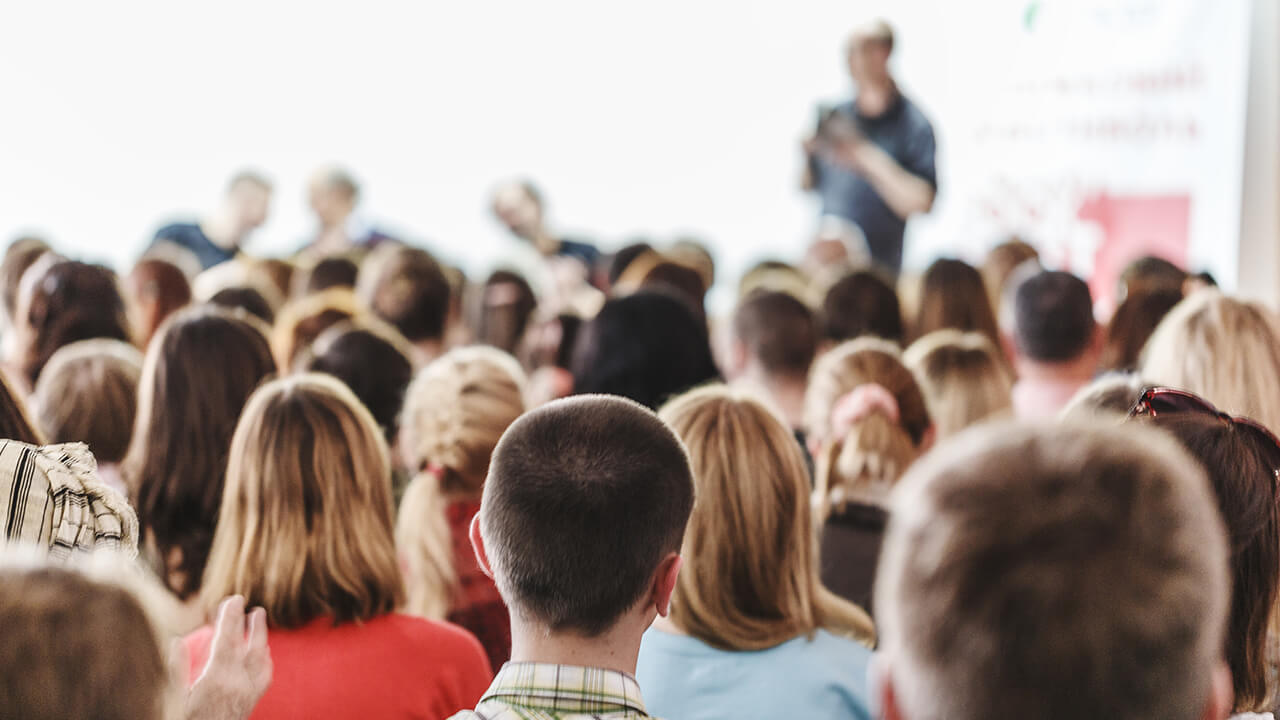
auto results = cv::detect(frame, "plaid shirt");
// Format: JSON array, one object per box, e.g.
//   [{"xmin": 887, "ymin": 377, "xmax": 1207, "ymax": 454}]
[{"xmin": 449, "ymin": 662, "xmax": 653, "ymax": 720}]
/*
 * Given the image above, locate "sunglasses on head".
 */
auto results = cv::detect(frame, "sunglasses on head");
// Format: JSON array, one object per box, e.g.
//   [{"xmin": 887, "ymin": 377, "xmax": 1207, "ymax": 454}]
[{"xmin": 1128, "ymin": 386, "xmax": 1280, "ymax": 473}]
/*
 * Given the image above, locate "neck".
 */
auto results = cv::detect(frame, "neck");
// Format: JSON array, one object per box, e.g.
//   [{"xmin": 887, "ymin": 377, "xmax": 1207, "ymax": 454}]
[
  {"xmin": 201, "ymin": 212, "xmax": 242, "ymax": 251},
  {"xmin": 1015, "ymin": 353, "xmax": 1097, "ymax": 384},
  {"xmin": 734, "ymin": 368, "xmax": 807, "ymax": 430},
  {"xmin": 508, "ymin": 614, "xmax": 646, "ymax": 676},
  {"xmin": 856, "ymin": 77, "xmax": 897, "ymax": 115},
  {"xmin": 410, "ymin": 338, "xmax": 444, "ymax": 368}
]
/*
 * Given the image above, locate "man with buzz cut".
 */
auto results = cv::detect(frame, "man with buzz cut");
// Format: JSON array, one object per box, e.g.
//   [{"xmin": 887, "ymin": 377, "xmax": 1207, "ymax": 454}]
[
  {"xmin": 872, "ymin": 422, "xmax": 1234, "ymax": 720},
  {"xmin": 450, "ymin": 394, "xmax": 695, "ymax": 720}
]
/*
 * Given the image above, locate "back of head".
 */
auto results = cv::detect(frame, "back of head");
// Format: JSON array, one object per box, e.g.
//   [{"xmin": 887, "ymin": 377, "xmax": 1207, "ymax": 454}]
[
  {"xmin": 296, "ymin": 255, "xmax": 360, "ymax": 297},
  {"xmin": 805, "ymin": 339, "xmax": 931, "ymax": 508},
  {"xmin": 875, "ymin": 422, "xmax": 1229, "ymax": 720},
  {"xmin": 1013, "ymin": 270, "xmax": 1095, "ymax": 363},
  {"xmin": 304, "ymin": 321, "xmax": 414, "ymax": 444},
  {"xmin": 1100, "ymin": 288, "xmax": 1183, "ymax": 372},
  {"xmin": 357, "ymin": 245, "xmax": 450, "ymax": 344},
  {"xmin": 481, "ymin": 395, "xmax": 694, "ymax": 636},
  {"xmin": 980, "ymin": 239, "xmax": 1040, "ymax": 311},
  {"xmin": 914, "ymin": 259, "xmax": 1000, "ymax": 348},
  {"xmin": 20, "ymin": 260, "xmax": 132, "ymax": 386},
  {"xmin": 0, "ymin": 563, "xmax": 167, "ymax": 720},
  {"xmin": 822, "ymin": 270, "xmax": 904, "ymax": 344},
  {"xmin": 570, "ymin": 290, "xmax": 720, "ymax": 410},
  {"xmin": 903, "ymin": 330, "xmax": 1012, "ymax": 438},
  {"xmin": 475, "ymin": 269, "xmax": 537, "ymax": 355},
  {"xmin": 1134, "ymin": 411, "xmax": 1280, "ymax": 712},
  {"xmin": 33, "ymin": 339, "xmax": 143, "ymax": 464},
  {"xmin": 126, "ymin": 306, "xmax": 275, "ymax": 599},
  {"xmin": 1059, "ymin": 372, "xmax": 1147, "ymax": 423},
  {"xmin": 607, "ymin": 242, "xmax": 653, "ymax": 289},
  {"xmin": 208, "ymin": 286, "xmax": 276, "ymax": 324},
  {"xmin": 1, "ymin": 237, "xmax": 51, "ymax": 328},
  {"xmin": 203, "ymin": 374, "xmax": 402, "ymax": 628},
  {"xmin": 659, "ymin": 386, "xmax": 872, "ymax": 650},
  {"xmin": 127, "ymin": 258, "xmax": 193, "ymax": 348},
  {"xmin": 1141, "ymin": 291, "xmax": 1280, "ymax": 433},
  {"xmin": 732, "ymin": 290, "xmax": 817, "ymax": 381},
  {"xmin": 1120, "ymin": 255, "xmax": 1187, "ymax": 300},
  {"xmin": 271, "ymin": 288, "xmax": 361, "ymax": 372}
]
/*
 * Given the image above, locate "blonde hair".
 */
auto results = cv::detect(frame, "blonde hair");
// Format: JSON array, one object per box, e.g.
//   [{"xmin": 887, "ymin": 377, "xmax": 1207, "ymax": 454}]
[
  {"xmin": 903, "ymin": 330, "xmax": 1012, "ymax": 438},
  {"xmin": 201, "ymin": 373, "xmax": 404, "ymax": 628},
  {"xmin": 270, "ymin": 288, "xmax": 363, "ymax": 373},
  {"xmin": 805, "ymin": 338, "xmax": 931, "ymax": 513},
  {"xmin": 1142, "ymin": 291, "xmax": 1280, "ymax": 433},
  {"xmin": 33, "ymin": 339, "xmax": 143, "ymax": 463},
  {"xmin": 395, "ymin": 347, "xmax": 526, "ymax": 619},
  {"xmin": 660, "ymin": 386, "xmax": 874, "ymax": 650}
]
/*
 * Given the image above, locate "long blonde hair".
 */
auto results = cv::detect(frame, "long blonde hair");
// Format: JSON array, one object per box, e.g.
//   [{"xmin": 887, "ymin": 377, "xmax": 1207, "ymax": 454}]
[
  {"xmin": 805, "ymin": 338, "xmax": 931, "ymax": 514},
  {"xmin": 903, "ymin": 330, "xmax": 1012, "ymax": 438},
  {"xmin": 659, "ymin": 386, "xmax": 875, "ymax": 650},
  {"xmin": 1142, "ymin": 291, "xmax": 1280, "ymax": 433},
  {"xmin": 395, "ymin": 347, "xmax": 526, "ymax": 619},
  {"xmin": 200, "ymin": 373, "xmax": 404, "ymax": 628}
]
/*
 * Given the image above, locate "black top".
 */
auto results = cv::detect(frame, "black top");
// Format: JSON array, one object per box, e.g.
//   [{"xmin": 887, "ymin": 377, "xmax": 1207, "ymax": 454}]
[
  {"xmin": 820, "ymin": 502, "xmax": 889, "ymax": 618},
  {"xmin": 151, "ymin": 222, "xmax": 237, "ymax": 271}
]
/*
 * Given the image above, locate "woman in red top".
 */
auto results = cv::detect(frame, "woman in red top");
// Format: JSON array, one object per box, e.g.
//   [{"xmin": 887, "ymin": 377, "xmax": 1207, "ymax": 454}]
[
  {"xmin": 396, "ymin": 346, "xmax": 526, "ymax": 672},
  {"xmin": 187, "ymin": 373, "xmax": 491, "ymax": 720}
]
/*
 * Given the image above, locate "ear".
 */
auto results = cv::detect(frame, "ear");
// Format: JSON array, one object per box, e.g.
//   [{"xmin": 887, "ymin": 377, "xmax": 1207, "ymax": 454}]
[
  {"xmin": 1199, "ymin": 660, "xmax": 1232, "ymax": 720},
  {"xmin": 649, "ymin": 552, "xmax": 684, "ymax": 617},
  {"xmin": 469, "ymin": 514, "xmax": 495, "ymax": 580}
]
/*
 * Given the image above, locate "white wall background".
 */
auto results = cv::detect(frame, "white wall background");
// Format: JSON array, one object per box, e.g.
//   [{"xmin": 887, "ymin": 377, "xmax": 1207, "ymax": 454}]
[{"xmin": 0, "ymin": 0, "xmax": 1275, "ymax": 305}]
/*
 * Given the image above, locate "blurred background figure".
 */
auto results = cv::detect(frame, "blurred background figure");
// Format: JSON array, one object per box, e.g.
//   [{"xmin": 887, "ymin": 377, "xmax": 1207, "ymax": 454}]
[
  {"xmin": 490, "ymin": 178, "xmax": 601, "ymax": 314},
  {"xmin": 126, "ymin": 259, "xmax": 193, "ymax": 351},
  {"xmin": 803, "ymin": 19, "xmax": 937, "ymax": 277},
  {"xmin": 302, "ymin": 167, "xmax": 395, "ymax": 259},
  {"xmin": 1009, "ymin": 271, "xmax": 1100, "ymax": 420},
  {"xmin": 151, "ymin": 171, "xmax": 273, "ymax": 272}
]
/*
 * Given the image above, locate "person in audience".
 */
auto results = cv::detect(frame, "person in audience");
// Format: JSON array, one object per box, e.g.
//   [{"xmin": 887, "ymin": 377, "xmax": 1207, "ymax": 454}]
[
  {"xmin": 1009, "ymin": 270, "xmax": 1100, "ymax": 419},
  {"xmin": 639, "ymin": 386, "xmax": 875, "ymax": 719},
  {"xmin": 0, "ymin": 237, "xmax": 51, "ymax": 342},
  {"xmin": 979, "ymin": 238, "xmax": 1039, "ymax": 316},
  {"xmin": 208, "ymin": 286, "xmax": 276, "ymax": 324},
  {"xmin": 0, "ymin": 552, "xmax": 272, "ymax": 720},
  {"xmin": 126, "ymin": 307, "xmax": 275, "ymax": 611},
  {"xmin": 491, "ymin": 179, "xmax": 600, "ymax": 275},
  {"xmin": 357, "ymin": 245, "xmax": 451, "ymax": 366},
  {"xmin": 0, "ymin": 441, "xmax": 136, "ymax": 557},
  {"xmin": 1119, "ymin": 255, "xmax": 1187, "ymax": 302},
  {"xmin": 872, "ymin": 422, "xmax": 1232, "ymax": 720},
  {"xmin": 14, "ymin": 260, "xmax": 132, "ymax": 388},
  {"xmin": 1059, "ymin": 372, "xmax": 1147, "ymax": 423},
  {"xmin": 606, "ymin": 241, "xmax": 654, "ymax": 291},
  {"xmin": 1142, "ymin": 291, "xmax": 1280, "ymax": 433},
  {"xmin": 192, "ymin": 260, "xmax": 285, "ymax": 316},
  {"xmin": 254, "ymin": 257, "xmax": 295, "ymax": 301},
  {"xmin": 450, "ymin": 395, "xmax": 693, "ymax": 720},
  {"xmin": 614, "ymin": 251, "xmax": 710, "ymax": 324},
  {"xmin": 302, "ymin": 167, "xmax": 395, "ymax": 258},
  {"xmin": 152, "ymin": 172, "xmax": 273, "ymax": 271},
  {"xmin": 31, "ymin": 339, "xmax": 142, "ymax": 496},
  {"xmin": 670, "ymin": 237, "xmax": 716, "ymax": 294},
  {"xmin": 192, "ymin": 374, "xmax": 491, "ymax": 719},
  {"xmin": 396, "ymin": 347, "xmax": 526, "ymax": 672},
  {"xmin": 1128, "ymin": 387, "xmax": 1280, "ymax": 717},
  {"xmin": 0, "ymin": 371, "xmax": 46, "ymax": 445},
  {"xmin": 738, "ymin": 260, "xmax": 815, "ymax": 306},
  {"xmin": 1099, "ymin": 287, "xmax": 1183, "ymax": 372},
  {"xmin": 472, "ymin": 270, "xmax": 537, "ymax": 356},
  {"xmin": 303, "ymin": 320, "xmax": 414, "ymax": 445},
  {"xmin": 270, "ymin": 288, "xmax": 362, "ymax": 373},
  {"xmin": 821, "ymin": 270, "xmax": 904, "ymax": 346},
  {"xmin": 292, "ymin": 254, "xmax": 360, "ymax": 298},
  {"xmin": 570, "ymin": 290, "xmax": 720, "ymax": 410},
  {"xmin": 805, "ymin": 338, "xmax": 932, "ymax": 616},
  {"xmin": 726, "ymin": 289, "xmax": 817, "ymax": 435},
  {"xmin": 520, "ymin": 312, "xmax": 583, "ymax": 406},
  {"xmin": 903, "ymin": 330, "xmax": 1012, "ymax": 438},
  {"xmin": 127, "ymin": 258, "xmax": 193, "ymax": 350},
  {"xmin": 912, "ymin": 258, "xmax": 1001, "ymax": 349}
]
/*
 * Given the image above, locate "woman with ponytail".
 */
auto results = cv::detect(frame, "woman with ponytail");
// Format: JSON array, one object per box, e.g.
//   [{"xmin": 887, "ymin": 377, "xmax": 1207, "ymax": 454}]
[
  {"xmin": 804, "ymin": 337, "xmax": 933, "ymax": 617},
  {"xmin": 395, "ymin": 346, "xmax": 527, "ymax": 672}
]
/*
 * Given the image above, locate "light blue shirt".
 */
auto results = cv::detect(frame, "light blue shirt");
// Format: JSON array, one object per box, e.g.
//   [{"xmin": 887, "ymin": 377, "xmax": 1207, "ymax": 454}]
[{"xmin": 636, "ymin": 627, "xmax": 874, "ymax": 720}]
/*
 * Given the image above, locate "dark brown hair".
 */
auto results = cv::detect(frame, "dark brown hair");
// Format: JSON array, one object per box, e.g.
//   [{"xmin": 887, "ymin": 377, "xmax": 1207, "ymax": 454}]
[
  {"xmin": 304, "ymin": 321, "xmax": 414, "ymax": 444},
  {"xmin": 1139, "ymin": 412, "xmax": 1280, "ymax": 712},
  {"xmin": 914, "ymin": 258, "xmax": 1001, "ymax": 348},
  {"xmin": 474, "ymin": 270, "xmax": 537, "ymax": 355},
  {"xmin": 20, "ymin": 261, "xmax": 131, "ymax": 386},
  {"xmin": 0, "ymin": 565, "xmax": 166, "ymax": 720},
  {"xmin": 127, "ymin": 259, "xmax": 193, "ymax": 350},
  {"xmin": 821, "ymin": 270, "xmax": 903, "ymax": 344},
  {"xmin": 482, "ymin": 395, "xmax": 695, "ymax": 636},
  {"xmin": 0, "ymin": 371, "xmax": 46, "ymax": 445},
  {"xmin": 733, "ymin": 290, "xmax": 817, "ymax": 380},
  {"xmin": 0, "ymin": 237, "xmax": 50, "ymax": 327},
  {"xmin": 125, "ymin": 307, "xmax": 275, "ymax": 599},
  {"xmin": 1100, "ymin": 288, "xmax": 1183, "ymax": 372},
  {"xmin": 358, "ymin": 246, "xmax": 450, "ymax": 343}
]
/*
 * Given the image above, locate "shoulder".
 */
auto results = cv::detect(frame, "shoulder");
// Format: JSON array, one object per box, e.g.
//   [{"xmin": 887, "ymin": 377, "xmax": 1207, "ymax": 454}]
[
  {"xmin": 153, "ymin": 222, "xmax": 202, "ymax": 240},
  {"xmin": 897, "ymin": 95, "xmax": 935, "ymax": 135},
  {"xmin": 381, "ymin": 613, "xmax": 490, "ymax": 664},
  {"xmin": 806, "ymin": 630, "xmax": 874, "ymax": 667}
]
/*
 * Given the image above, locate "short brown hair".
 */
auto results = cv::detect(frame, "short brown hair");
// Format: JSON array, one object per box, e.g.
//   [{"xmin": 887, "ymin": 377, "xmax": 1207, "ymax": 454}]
[
  {"xmin": 357, "ymin": 245, "xmax": 450, "ymax": 343},
  {"xmin": 202, "ymin": 374, "xmax": 404, "ymax": 628},
  {"xmin": 481, "ymin": 395, "xmax": 694, "ymax": 636},
  {"xmin": 733, "ymin": 290, "xmax": 817, "ymax": 380},
  {"xmin": 0, "ymin": 564, "xmax": 167, "ymax": 720},
  {"xmin": 876, "ymin": 423, "xmax": 1229, "ymax": 720},
  {"xmin": 18, "ymin": 260, "xmax": 132, "ymax": 386},
  {"xmin": 33, "ymin": 339, "xmax": 143, "ymax": 463}
]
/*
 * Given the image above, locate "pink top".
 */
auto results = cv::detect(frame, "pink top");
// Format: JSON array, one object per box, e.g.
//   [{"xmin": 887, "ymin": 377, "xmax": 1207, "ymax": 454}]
[{"xmin": 186, "ymin": 612, "xmax": 491, "ymax": 720}]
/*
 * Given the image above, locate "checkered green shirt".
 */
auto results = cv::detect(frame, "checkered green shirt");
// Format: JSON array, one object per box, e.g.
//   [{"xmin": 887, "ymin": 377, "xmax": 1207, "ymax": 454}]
[{"xmin": 448, "ymin": 662, "xmax": 654, "ymax": 719}]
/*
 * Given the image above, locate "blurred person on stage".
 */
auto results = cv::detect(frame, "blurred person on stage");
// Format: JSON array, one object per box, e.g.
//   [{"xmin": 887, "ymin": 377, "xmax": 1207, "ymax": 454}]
[{"xmin": 151, "ymin": 172, "xmax": 273, "ymax": 272}]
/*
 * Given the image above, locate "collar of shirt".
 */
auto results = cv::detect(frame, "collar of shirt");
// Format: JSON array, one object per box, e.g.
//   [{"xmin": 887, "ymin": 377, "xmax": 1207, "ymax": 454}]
[{"xmin": 474, "ymin": 662, "xmax": 650, "ymax": 718}]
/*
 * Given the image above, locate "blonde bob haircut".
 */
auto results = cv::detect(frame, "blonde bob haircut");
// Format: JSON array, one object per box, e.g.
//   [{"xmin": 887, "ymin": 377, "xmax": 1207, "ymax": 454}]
[
  {"xmin": 903, "ymin": 330, "xmax": 1012, "ymax": 439},
  {"xmin": 396, "ymin": 346, "xmax": 527, "ymax": 619},
  {"xmin": 804, "ymin": 338, "xmax": 932, "ymax": 515},
  {"xmin": 1142, "ymin": 291, "xmax": 1280, "ymax": 433},
  {"xmin": 659, "ymin": 385, "xmax": 875, "ymax": 651},
  {"xmin": 201, "ymin": 373, "xmax": 404, "ymax": 628}
]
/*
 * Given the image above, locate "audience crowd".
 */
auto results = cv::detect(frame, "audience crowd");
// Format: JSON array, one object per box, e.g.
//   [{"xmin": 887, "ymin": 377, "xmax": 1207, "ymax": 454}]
[{"xmin": 1, "ymin": 164, "xmax": 1279, "ymax": 720}]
